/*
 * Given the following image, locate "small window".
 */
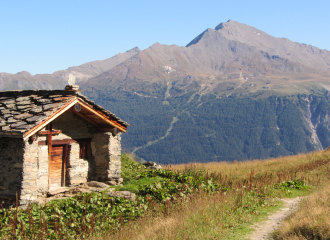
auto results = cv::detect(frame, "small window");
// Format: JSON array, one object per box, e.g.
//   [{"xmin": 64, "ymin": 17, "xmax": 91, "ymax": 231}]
[{"xmin": 78, "ymin": 139, "xmax": 92, "ymax": 159}]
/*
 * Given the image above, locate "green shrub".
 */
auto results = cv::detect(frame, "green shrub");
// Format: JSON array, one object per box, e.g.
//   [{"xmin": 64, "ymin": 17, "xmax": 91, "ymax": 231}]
[
  {"xmin": 275, "ymin": 179, "xmax": 310, "ymax": 190},
  {"xmin": 120, "ymin": 154, "xmax": 147, "ymax": 183}
]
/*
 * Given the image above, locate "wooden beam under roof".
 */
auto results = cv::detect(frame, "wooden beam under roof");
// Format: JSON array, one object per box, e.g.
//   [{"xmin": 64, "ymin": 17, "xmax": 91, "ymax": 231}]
[
  {"xmin": 73, "ymin": 110, "xmax": 99, "ymax": 126},
  {"xmin": 75, "ymin": 99, "xmax": 127, "ymax": 132}
]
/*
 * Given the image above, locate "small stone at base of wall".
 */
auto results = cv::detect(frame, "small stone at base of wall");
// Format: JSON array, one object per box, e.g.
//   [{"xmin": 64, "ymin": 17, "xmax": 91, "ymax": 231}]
[
  {"xmin": 143, "ymin": 161, "xmax": 162, "ymax": 169},
  {"xmin": 105, "ymin": 191, "xmax": 136, "ymax": 201},
  {"xmin": 105, "ymin": 177, "xmax": 123, "ymax": 186},
  {"xmin": 38, "ymin": 181, "xmax": 136, "ymax": 204},
  {"xmin": 85, "ymin": 181, "xmax": 110, "ymax": 188},
  {"xmin": 47, "ymin": 187, "xmax": 71, "ymax": 196}
]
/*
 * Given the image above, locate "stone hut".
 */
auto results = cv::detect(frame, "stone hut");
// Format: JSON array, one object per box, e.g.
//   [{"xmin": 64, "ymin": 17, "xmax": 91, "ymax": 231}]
[{"xmin": 0, "ymin": 88, "xmax": 129, "ymax": 205}]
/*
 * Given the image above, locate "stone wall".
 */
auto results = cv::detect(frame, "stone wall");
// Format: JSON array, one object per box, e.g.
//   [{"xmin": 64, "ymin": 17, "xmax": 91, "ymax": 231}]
[
  {"xmin": 66, "ymin": 143, "xmax": 89, "ymax": 185},
  {"xmin": 108, "ymin": 133, "xmax": 122, "ymax": 184},
  {"xmin": 91, "ymin": 132, "xmax": 122, "ymax": 184},
  {"xmin": 36, "ymin": 145, "xmax": 48, "ymax": 196},
  {"xmin": 0, "ymin": 138, "xmax": 24, "ymax": 201},
  {"xmin": 0, "ymin": 137, "xmax": 48, "ymax": 205},
  {"xmin": 20, "ymin": 139, "xmax": 39, "ymax": 205},
  {"xmin": 92, "ymin": 133, "xmax": 110, "ymax": 182}
]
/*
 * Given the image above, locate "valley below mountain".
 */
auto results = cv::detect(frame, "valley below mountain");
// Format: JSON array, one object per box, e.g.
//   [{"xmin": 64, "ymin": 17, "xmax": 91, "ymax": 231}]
[{"xmin": 2, "ymin": 20, "xmax": 330, "ymax": 164}]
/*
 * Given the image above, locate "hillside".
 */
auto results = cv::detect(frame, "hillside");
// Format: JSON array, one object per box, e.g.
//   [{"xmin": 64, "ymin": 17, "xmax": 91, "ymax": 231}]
[{"xmin": 2, "ymin": 20, "xmax": 330, "ymax": 163}]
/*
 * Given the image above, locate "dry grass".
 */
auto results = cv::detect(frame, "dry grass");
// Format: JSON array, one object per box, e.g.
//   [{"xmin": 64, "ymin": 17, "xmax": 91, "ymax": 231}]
[
  {"xmin": 166, "ymin": 150, "xmax": 330, "ymax": 189},
  {"xmin": 167, "ymin": 150, "xmax": 327, "ymax": 177},
  {"xmin": 94, "ymin": 190, "xmax": 278, "ymax": 240},
  {"xmin": 93, "ymin": 149, "xmax": 330, "ymax": 240},
  {"xmin": 274, "ymin": 184, "xmax": 330, "ymax": 239}
]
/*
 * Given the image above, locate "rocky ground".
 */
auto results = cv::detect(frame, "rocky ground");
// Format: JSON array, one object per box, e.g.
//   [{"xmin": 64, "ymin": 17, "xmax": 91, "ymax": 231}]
[{"xmin": 38, "ymin": 181, "xmax": 136, "ymax": 204}]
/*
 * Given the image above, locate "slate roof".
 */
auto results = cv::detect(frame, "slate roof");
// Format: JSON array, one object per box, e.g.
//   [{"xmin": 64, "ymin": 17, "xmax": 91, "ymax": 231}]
[{"xmin": 0, "ymin": 90, "xmax": 128, "ymax": 138}]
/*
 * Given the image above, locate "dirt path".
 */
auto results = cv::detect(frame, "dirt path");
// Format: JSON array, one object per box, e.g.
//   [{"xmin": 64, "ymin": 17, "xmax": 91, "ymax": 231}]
[{"xmin": 248, "ymin": 197, "xmax": 302, "ymax": 240}]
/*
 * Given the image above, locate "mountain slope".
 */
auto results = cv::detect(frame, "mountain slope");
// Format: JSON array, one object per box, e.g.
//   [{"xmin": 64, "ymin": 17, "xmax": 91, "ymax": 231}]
[
  {"xmin": 80, "ymin": 20, "xmax": 330, "ymax": 163},
  {"xmin": 0, "ymin": 47, "xmax": 140, "ymax": 91}
]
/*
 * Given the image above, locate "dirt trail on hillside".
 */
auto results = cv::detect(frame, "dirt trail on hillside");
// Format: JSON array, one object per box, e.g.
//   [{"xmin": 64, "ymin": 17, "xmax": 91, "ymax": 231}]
[{"xmin": 248, "ymin": 197, "xmax": 302, "ymax": 240}]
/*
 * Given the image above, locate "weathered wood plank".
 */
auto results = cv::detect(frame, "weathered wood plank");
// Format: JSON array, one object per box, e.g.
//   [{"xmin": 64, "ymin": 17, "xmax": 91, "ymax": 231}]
[
  {"xmin": 62, "ymin": 145, "xmax": 68, "ymax": 187},
  {"xmin": 49, "ymin": 144, "xmax": 62, "ymax": 188},
  {"xmin": 38, "ymin": 139, "xmax": 77, "ymax": 145},
  {"xmin": 38, "ymin": 130, "xmax": 62, "ymax": 135}
]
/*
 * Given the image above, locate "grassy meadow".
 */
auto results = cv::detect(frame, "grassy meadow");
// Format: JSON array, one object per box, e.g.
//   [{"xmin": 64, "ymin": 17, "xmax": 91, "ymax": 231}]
[
  {"xmin": 99, "ymin": 150, "xmax": 330, "ymax": 240},
  {"xmin": 1, "ymin": 150, "xmax": 330, "ymax": 239}
]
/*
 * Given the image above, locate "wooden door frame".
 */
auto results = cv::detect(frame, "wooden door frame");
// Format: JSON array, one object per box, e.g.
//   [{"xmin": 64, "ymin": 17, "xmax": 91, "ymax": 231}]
[
  {"xmin": 49, "ymin": 144, "xmax": 69, "ymax": 188},
  {"xmin": 61, "ymin": 144, "xmax": 69, "ymax": 187}
]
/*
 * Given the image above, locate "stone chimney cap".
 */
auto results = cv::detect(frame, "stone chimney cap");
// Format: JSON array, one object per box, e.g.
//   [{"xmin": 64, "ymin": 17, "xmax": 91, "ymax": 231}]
[
  {"xmin": 65, "ymin": 85, "xmax": 79, "ymax": 91},
  {"xmin": 68, "ymin": 74, "xmax": 76, "ymax": 86}
]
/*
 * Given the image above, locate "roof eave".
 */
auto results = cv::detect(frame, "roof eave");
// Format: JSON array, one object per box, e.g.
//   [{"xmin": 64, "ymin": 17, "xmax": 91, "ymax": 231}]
[{"xmin": 0, "ymin": 131, "xmax": 23, "ymax": 138}]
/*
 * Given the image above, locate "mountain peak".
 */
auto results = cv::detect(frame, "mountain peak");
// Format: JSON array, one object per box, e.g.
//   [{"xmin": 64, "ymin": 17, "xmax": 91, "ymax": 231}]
[
  {"xmin": 215, "ymin": 19, "xmax": 238, "ymax": 30},
  {"xmin": 186, "ymin": 28, "xmax": 214, "ymax": 47},
  {"xmin": 126, "ymin": 47, "xmax": 140, "ymax": 53},
  {"xmin": 215, "ymin": 22, "xmax": 225, "ymax": 30},
  {"xmin": 17, "ymin": 71, "xmax": 32, "ymax": 77}
]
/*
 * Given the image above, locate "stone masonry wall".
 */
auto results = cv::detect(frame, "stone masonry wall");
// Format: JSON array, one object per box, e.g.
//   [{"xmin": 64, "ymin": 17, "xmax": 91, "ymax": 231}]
[
  {"xmin": 0, "ymin": 137, "xmax": 49, "ymax": 205},
  {"xmin": 20, "ymin": 139, "xmax": 39, "ymax": 205},
  {"xmin": 66, "ymin": 143, "xmax": 89, "ymax": 185},
  {"xmin": 91, "ymin": 133, "xmax": 110, "ymax": 182},
  {"xmin": 35, "ymin": 145, "xmax": 48, "ymax": 196},
  {"xmin": 0, "ymin": 138, "xmax": 24, "ymax": 200},
  {"xmin": 108, "ymin": 133, "xmax": 122, "ymax": 184},
  {"xmin": 91, "ymin": 132, "xmax": 122, "ymax": 184}
]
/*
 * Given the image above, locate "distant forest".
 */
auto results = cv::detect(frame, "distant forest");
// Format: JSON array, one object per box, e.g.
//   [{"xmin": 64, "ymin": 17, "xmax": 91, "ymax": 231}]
[{"xmin": 84, "ymin": 88, "xmax": 330, "ymax": 164}]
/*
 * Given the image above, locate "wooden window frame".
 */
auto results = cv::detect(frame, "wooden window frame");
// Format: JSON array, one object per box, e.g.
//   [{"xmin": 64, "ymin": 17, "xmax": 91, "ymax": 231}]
[{"xmin": 78, "ymin": 139, "xmax": 92, "ymax": 160}]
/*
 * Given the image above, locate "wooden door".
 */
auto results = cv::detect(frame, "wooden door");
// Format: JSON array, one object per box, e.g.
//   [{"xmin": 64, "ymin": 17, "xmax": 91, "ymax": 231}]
[{"xmin": 49, "ymin": 145, "xmax": 68, "ymax": 189}]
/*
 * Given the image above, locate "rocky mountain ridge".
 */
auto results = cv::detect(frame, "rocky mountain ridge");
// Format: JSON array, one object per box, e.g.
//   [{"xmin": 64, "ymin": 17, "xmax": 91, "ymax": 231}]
[
  {"xmin": 80, "ymin": 20, "xmax": 330, "ymax": 100},
  {"xmin": 0, "ymin": 47, "xmax": 140, "ymax": 91}
]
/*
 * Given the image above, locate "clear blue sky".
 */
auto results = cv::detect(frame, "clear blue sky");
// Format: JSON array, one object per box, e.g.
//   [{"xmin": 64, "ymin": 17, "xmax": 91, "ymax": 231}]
[{"xmin": 1, "ymin": 0, "xmax": 329, "ymax": 75}]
